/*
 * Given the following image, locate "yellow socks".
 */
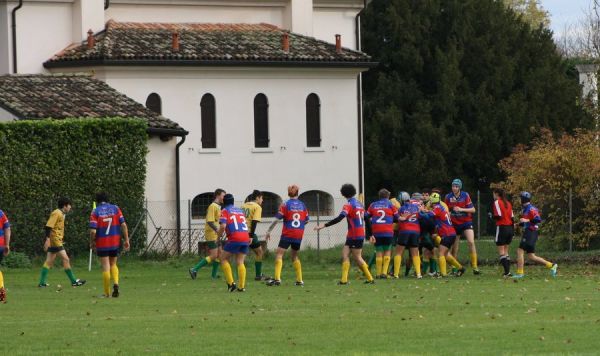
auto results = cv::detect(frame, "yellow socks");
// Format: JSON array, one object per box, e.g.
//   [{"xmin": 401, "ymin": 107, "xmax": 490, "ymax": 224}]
[
  {"xmin": 446, "ymin": 255, "xmax": 462, "ymax": 269},
  {"xmin": 375, "ymin": 256, "xmax": 383, "ymax": 276},
  {"xmin": 439, "ymin": 256, "xmax": 447, "ymax": 276},
  {"xmin": 470, "ymin": 253, "xmax": 478, "ymax": 269},
  {"xmin": 412, "ymin": 255, "xmax": 421, "ymax": 276},
  {"xmin": 341, "ymin": 261, "xmax": 350, "ymax": 283},
  {"xmin": 102, "ymin": 271, "xmax": 110, "ymax": 296},
  {"xmin": 110, "ymin": 265, "xmax": 119, "ymax": 285},
  {"xmin": 517, "ymin": 267, "xmax": 524, "ymax": 274},
  {"xmin": 393, "ymin": 255, "xmax": 401, "ymax": 277},
  {"xmin": 293, "ymin": 259, "xmax": 303, "ymax": 282},
  {"xmin": 382, "ymin": 256, "xmax": 391, "ymax": 275},
  {"xmin": 221, "ymin": 261, "xmax": 234, "ymax": 285},
  {"xmin": 274, "ymin": 258, "xmax": 283, "ymax": 281},
  {"xmin": 0, "ymin": 271, "xmax": 4, "ymax": 288},
  {"xmin": 237, "ymin": 264, "xmax": 246, "ymax": 289},
  {"xmin": 545, "ymin": 262, "xmax": 553, "ymax": 268},
  {"xmin": 360, "ymin": 262, "xmax": 374, "ymax": 281}
]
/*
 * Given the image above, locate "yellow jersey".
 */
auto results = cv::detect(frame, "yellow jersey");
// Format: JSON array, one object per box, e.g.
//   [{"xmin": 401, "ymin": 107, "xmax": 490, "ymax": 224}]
[
  {"xmin": 46, "ymin": 209, "xmax": 66, "ymax": 247},
  {"xmin": 204, "ymin": 202, "xmax": 221, "ymax": 241},
  {"xmin": 390, "ymin": 198, "xmax": 401, "ymax": 230},
  {"xmin": 242, "ymin": 201, "xmax": 262, "ymax": 231}
]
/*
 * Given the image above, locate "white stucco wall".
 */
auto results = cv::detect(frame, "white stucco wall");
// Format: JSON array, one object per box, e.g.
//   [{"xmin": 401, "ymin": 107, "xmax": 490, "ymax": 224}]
[{"xmin": 313, "ymin": 7, "xmax": 359, "ymax": 50}]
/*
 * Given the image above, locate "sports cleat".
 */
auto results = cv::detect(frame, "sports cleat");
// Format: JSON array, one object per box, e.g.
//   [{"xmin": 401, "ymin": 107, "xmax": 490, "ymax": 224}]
[
  {"xmin": 227, "ymin": 283, "xmax": 237, "ymax": 292},
  {"xmin": 512, "ymin": 274, "xmax": 525, "ymax": 279},
  {"xmin": 416, "ymin": 275, "xmax": 423, "ymax": 279},
  {"xmin": 364, "ymin": 280, "xmax": 375, "ymax": 284},
  {"xmin": 503, "ymin": 273, "xmax": 513, "ymax": 278},
  {"xmin": 189, "ymin": 268, "xmax": 197, "ymax": 280},
  {"xmin": 0, "ymin": 287, "xmax": 6, "ymax": 303},
  {"xmin": 266, "ymin": 279, "xmax": 281, "ymax": 286},
  {"xmin": 72, "ymin": 279, "xmax": 86, "ymax": 287},
  {"xmin": 550, "ymin": 264, "xmax": 558, "ymax": 277},
  {"xmin": 456, "ymin": 267, "xmax": 466, "ymax": 277},
  {"xmin": 378, "ymin": 274, "xmax": 389, "ymax": 279},
  {"xmin": 38, "ymin": 283, "xmax": 50, "ymax": 288},
  {"xmin": 337, "ymin": 281, "xmax": 349, "ymax": 285},
  {"xmin": 112, "ymin": 284, "xmax": 120, "ymax": 298},
  {"xmin": 295, "ymin": 281, "xmax": 304, "ymax": 286},
  {"xmin": 237, "ymin": 288, "xmax": 246, "ymax": 292},
  {"xmin": 473, "ymin": 269, "xmax": 481, "ymax": 275},
  {"xmin": 254, "ymin": 274, "xmax": 268, "ymax": 281}
]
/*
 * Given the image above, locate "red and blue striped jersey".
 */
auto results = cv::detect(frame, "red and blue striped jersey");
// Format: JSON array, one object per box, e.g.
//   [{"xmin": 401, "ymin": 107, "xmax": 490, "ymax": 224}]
[
  {"xmin": 90, "ymin": 203, "xmax": 125, "ymax": 251},
  {"xmin": 365, "ymin": 199, "xmax": 398, "ymax": 238},
  {"xmin": 0, "ymin": 210, "xmax": 10, "ymax": 249},
  {"xmin": 276, "ymin": 199, "xmax": 309, "ymax": 240},
  {"xmin": 220, "ymin": 205, "xmax": 250, "ymax": 243},
  {"xmin": 444, "ymin": 191, "xmax": 474, "ymax": 226},
  {"xmin": 398, "ymin": 202, "xmax": 421, "ymax": 234},
  {"xmin": 521, "ymin": 203, "xmax": 541, "ymax": 231},
  {"xmin": 341, "ymin": 198, "xmax": 365, "ymax": 239},
  {"xmin": 427, "ymin": 204, "xmax": 456, "ymax": 237}
]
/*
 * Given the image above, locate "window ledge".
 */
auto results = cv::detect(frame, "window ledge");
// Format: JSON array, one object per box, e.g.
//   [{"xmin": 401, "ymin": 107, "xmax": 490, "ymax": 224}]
[
  {"xmin": 304, "ymin": 147, "xmax": 325, "ymax": 152},
  {"xmin": 197, "ymin": 148, "xmax": 221, "ymax": 154},
  {"xmin": 251, "ymin": 148, "xmax": 274, "ymax": 153}
]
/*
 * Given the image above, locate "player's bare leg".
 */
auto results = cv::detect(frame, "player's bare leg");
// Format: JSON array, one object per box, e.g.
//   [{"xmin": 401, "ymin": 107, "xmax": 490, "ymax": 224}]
[
  {"xmin": 464, "ymin": 229, "xmax": 480, "ymax": 274},
  {"xmin": 409, "ymin": 247, "xmax": 422, "ymax": 278},
  {"xmin": 351, "ymin": 248, "xmax": 374, "ymax": 283}
]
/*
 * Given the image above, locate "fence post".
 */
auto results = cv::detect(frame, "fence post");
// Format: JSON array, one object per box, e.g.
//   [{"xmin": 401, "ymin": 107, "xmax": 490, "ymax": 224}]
[
  {"xmin": 477, "ymin": 190, "xmax": 481, "ymax": 240},
  {"xmin": 187, "ymin": 199, "xmax": 192, "ymax": 253},
  {"xmin": 316, "ymin": 193, "xmax": 321, "ymax": 259},
  {"xmin": 569, "ymin": 188, "xmax": 573, "ymax": 252}
]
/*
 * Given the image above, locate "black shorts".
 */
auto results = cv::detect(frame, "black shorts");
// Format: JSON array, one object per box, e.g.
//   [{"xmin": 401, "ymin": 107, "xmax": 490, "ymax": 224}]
[
  {"xmin": 374, "ymin": 236, "xmax": 393, "ymax": 247},
  {"xmin": 495, "ymin": 225, "xmax": 514, "ymax": 246},
  {"xmin": 455, "ymin": 223, "xmax": 474, "ymax": 236},
  {"xmin": 249, "ymin": 234, "xmax": 261, "ymax": 249},
  {"xmin": 519, "ymin": 230, "xmax": 538, "ymax": 254},
  {"xmin": 97, "ymin": 249, "xmax": 119, "ymax": 257},
  {"xmin": 0, "ymin": 250, "xmax": 3, "ymax": 264},
  {"xmin": 345, "ymin": 238, "xmax": 364, "ymax": 249},
  {"xmin": 47, "ymin": 246, "xmax": 65, "ymax": 253},
  {"xmin": 397, "ymin": 232, "xmax": 419, "ymax": 248},
  {"xmin": 440, "ymin": 235, "xmax": 457, "ymax": 249},
  {"xmin": 278, "ymin": 238, "xmax": 301, "ymax": 251},
  {"xmin": 419, "ymin": 233, "xmax": 435, "ymax": 251}
]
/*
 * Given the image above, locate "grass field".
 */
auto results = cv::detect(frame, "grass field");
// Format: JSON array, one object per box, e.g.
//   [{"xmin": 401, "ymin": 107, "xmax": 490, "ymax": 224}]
[{"xmin": 1, "ymin": 244, "xmax": 600, "ymax": 355}]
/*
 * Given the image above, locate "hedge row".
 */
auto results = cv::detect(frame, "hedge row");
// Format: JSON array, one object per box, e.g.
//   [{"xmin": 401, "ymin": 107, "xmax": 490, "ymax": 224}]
[{"xmin": 0, "ymin": 118, "xmax": 147, "ymax": 257}]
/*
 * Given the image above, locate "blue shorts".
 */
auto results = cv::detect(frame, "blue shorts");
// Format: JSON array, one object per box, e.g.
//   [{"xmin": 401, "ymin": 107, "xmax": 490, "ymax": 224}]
[
  {"xmin": 440, "ymin": 235, "xmax": 457, "ymax": 249},
  {"xmin": 397, "ymin": 232, "xmax": 420, "ymax": 247},
  {"xmin": 374, "ymin": 236, "xmax": 393, "ymax": 247},
  {"xmin": 278, "ymin": 238, "xmax": 301, "ymax": 251},
  {"xmin": 224, "ymin": 242, "xmax": 249, "ymax": 255},
  {"xmin": 455, "ymin": 223, "xmax": 474, "ymax": 236},
  {"xmin": 97, "ymin": 249, "xmax": 119, "ymax": 258},
  {"xmin": 345, "ymin": 238, "xmax": 364, "ymax": 249}
]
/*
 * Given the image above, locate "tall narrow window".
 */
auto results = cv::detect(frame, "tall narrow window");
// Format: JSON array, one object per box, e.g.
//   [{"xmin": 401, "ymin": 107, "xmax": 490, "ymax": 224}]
[
  {"xmin": 200, "ymin": 94, "xmax": 216, "ymax": 148},
  {"xmin": 254, "ymin": 93, "xmax": 269, "ymax": 148},
  {"xmin": 146, "ymin": 93, "xmax": 162, "ymax": 115},
  {"xmin": 306, "ymin": 93, "xmax": 321, "ymax": 147}
]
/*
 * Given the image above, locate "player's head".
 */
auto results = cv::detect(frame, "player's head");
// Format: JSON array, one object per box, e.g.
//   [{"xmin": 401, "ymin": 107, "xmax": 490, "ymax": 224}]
[
  {"xmin": 429, "ymin": 192, "xmax": 441, "ymax": 204},
  {"xmin": 340, "ymin": 184, "xmax": 356, "ymax": 199},
  {"xmin": 58, "ymin": 197, "xmax": 72, "ymax": 212},
  {"xmin": 422, "ymin": 189, "xmax": 431, "ymax": 202},
  {"xmin": 411, "ymin": 192, "xmax": 423, "ymax": 202},
  {"xmin": 520, "ymin": 191, "xmax": 531, "ymax": 205},
  {"xmin": 288, "ymin": 185, "xmax": 299, "ymax": 198},
  {"xmin": 95, "ymin": 192, "xmax": 109, "ymax": 204},
  {"xmin": 250, "ymin": 190, "xmax": 263, "ymax": 204},
  {"xmin": 378, "ymin": 188, "xmax": 391, "ymax": 199},
  {"xmin": 397, "ymin": 191, "xmax": 410, "ymax": 204},
  {"xmin": 493, "ymin": 187, "xmax": 505, "ymax": 200},
  {"xmin": 223, "ymin": 193, "xmax": 235, "ymax": 206},
  {"xmin": 451, "ymin": 178, "xmax": 462, "ymax": 194},
  {"xmin": 214, "ymin": 188, "xmax": 226, "ymax": 203}
]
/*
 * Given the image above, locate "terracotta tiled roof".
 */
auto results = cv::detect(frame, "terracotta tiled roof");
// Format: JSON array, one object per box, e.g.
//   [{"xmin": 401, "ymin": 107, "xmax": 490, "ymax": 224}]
[
  {"xmin": 0, "ymin": 73, "xmax": 185, "ymax": 134},
  {"xmin": 44, "ymin": 20, "xmax": 373, "ymax": 68}
]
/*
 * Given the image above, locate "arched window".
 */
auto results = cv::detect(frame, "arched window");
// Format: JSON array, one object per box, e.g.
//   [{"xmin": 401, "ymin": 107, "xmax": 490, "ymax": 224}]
[
  {"xmin": 145, "ymin": 93, "xmax": 162, "ymax": 115},
  {"xmin": 299, "ymin": 190, "xmax": 334, "ymax": 216},
  {"xmin": 260, "ymin": 191, "xmax": 282, "ymax": 218},
  {"xmin": 253, "ymin": 93, "xmax": 269, "ymax": 148},
  {"xmin": 200, "ymin": 94, "xmax": 217, "ymax": 148},
  {"xmin": 191, "ymin": 192, "xmax": 214, "ymax": 219},
  {"xmin": 306, "ymin": 93, "xmax": 321, "ymax": 147}
]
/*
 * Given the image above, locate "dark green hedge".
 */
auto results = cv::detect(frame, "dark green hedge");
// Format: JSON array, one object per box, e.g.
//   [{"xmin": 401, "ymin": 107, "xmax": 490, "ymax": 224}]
[{"xmin": 0, "ymin": 118, "xmax": 147, "ymax": 257}]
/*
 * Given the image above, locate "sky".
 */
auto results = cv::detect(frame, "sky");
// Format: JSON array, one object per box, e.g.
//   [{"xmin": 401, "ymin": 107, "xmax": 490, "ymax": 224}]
[{"xmin": 541, "ymin": 0, "xmax": 590, "ymax": 37}]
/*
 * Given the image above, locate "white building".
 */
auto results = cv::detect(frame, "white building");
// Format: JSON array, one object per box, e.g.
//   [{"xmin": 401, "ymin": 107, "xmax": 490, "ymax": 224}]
[{"xmin": 0, "ymin": 0, "xmax": 374, "ymax": 250}]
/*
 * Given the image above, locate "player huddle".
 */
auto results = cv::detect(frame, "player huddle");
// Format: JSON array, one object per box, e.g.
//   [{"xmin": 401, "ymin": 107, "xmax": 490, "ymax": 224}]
[{"xmin": 188, "ymin": 179, "xmax": 558, "ymax": 292}]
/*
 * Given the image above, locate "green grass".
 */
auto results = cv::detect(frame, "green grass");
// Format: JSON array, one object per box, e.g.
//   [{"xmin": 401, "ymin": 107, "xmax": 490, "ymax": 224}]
[{"xmin": 1, "ymin": 250, "xmax": 600, "ymax": 355}]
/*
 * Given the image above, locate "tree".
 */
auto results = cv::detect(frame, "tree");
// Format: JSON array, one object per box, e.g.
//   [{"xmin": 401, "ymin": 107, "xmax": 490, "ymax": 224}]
[
  {"xmin": 361, "ymin": 0, "xmax": 591, "ymax": 198},
  {"xmin": 502, "ymin": 0, "xmax": 550, "ymax": 29},
  {"xmin": 497, "ymin": 129, "xmax": 600, "ymax": 248}
]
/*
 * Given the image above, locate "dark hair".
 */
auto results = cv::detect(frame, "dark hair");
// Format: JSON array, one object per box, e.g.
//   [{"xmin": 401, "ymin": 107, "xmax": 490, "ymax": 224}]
[
  {"xmin": 493, "ymin": 188, "xmax": 509, "ymax": 206},
  {"xmin": 214, "ymin": 188, "xmax": 225, "ymax": 198},
  {"xmin": 378, "ymin": 188, "xmax": 391, "ymax": 199},
  {"xmin": 250, "ymin": 190, "xmax": 263, "ymax": 201},
  {"xmin": 223, "ymin": 194, "xmax": 235, "ymax": 206},
  {"xmin": 340, "ymin": 183, "xmax": 356, "ymax": 199},
  {"xmin": 95, "ymin": 192, "xmax": 109, "ymax": 204},
  {"xmin": 422, "ymin": 188, "xmax": 431, "ymax": 194},
  {"xmin": 431, "ymin": 187, "xmax": 442, "ymax": 194},
  {"xmin": 58, "ymin": 197, "xmax": 72, "ymax": 208}
]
